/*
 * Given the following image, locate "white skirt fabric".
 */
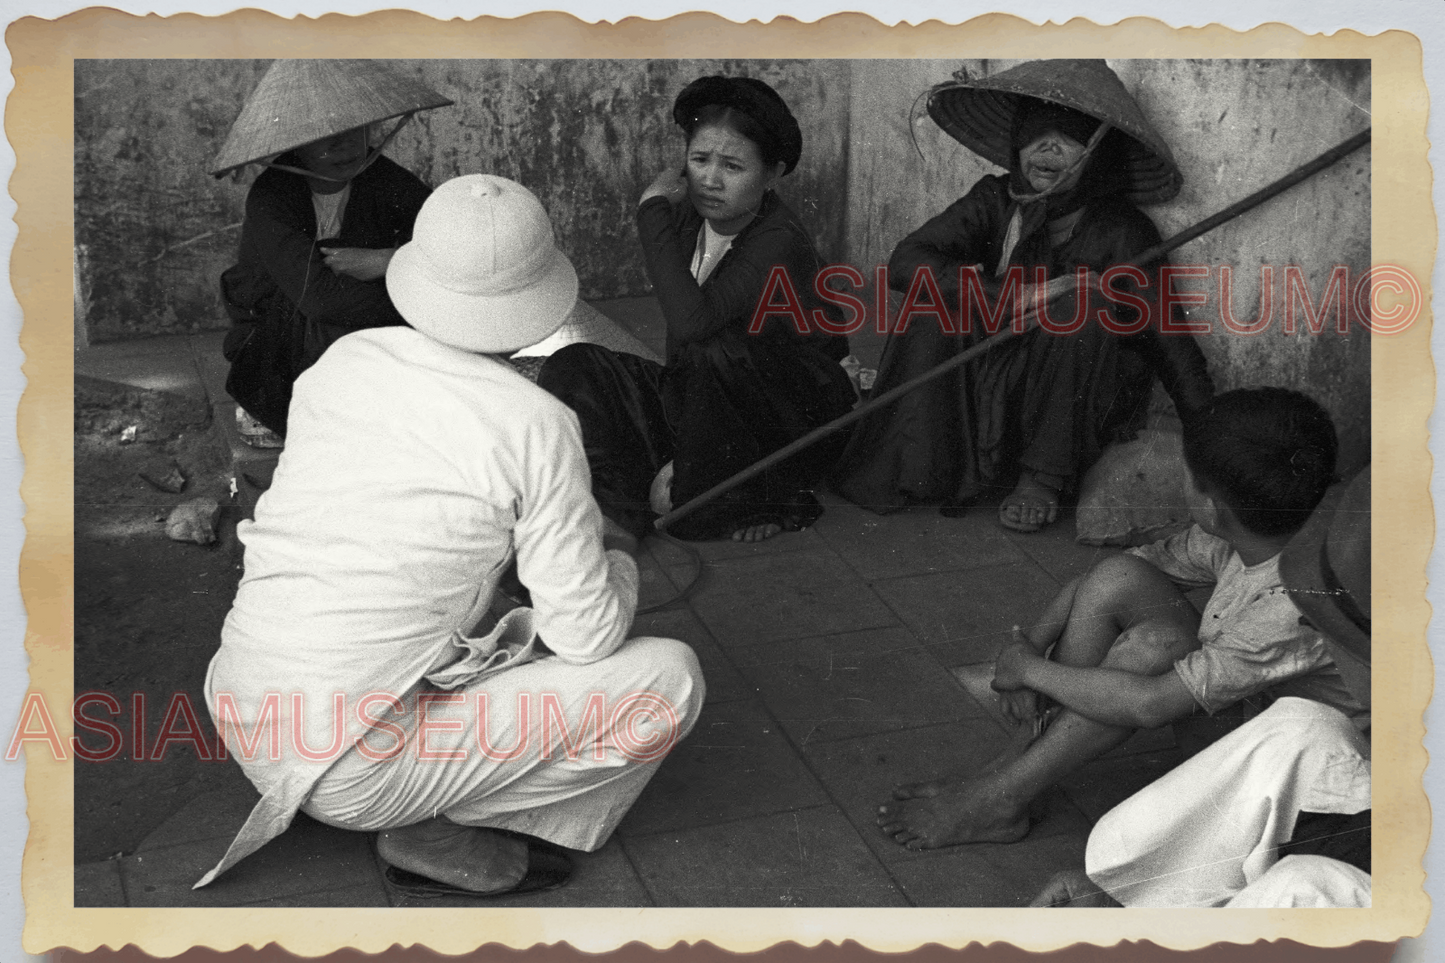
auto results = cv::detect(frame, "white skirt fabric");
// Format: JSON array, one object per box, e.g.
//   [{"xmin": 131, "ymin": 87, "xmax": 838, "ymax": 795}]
[{"xmin": 1086, "ymin": 696, "xmax": 1370, "ymax": 907}]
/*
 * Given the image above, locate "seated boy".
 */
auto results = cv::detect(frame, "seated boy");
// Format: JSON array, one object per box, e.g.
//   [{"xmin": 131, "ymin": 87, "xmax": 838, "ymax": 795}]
[{"xmin": 877, "ymin": 387, "xmax": 1365, "ymax": 850}]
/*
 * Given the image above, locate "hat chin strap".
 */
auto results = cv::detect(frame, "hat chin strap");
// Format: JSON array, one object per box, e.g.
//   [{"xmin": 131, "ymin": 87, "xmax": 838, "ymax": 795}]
[
  {"xmin": 995, "ymin": 122, "xmax": 1111, "ymax": 276},
  {"xmin": 255, "ymin": 113, "xmax": 415, "ymax": 184}
]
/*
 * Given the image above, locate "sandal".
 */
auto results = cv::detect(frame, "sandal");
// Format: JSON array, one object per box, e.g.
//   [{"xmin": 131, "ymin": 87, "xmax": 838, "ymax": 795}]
[
  {"xmin": 235, "ymin": 407, "xmax": 284, "ymax": 449},
  {"xmin": 998, "ymin": 473, "xmax": 1061, "ymax": 533}
]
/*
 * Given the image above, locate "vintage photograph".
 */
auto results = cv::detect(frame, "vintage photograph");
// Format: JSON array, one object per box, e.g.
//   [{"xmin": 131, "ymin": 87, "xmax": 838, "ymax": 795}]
[{"xmin": 69, "ymin": 54, "xmax": 1378, "ymax": 914}]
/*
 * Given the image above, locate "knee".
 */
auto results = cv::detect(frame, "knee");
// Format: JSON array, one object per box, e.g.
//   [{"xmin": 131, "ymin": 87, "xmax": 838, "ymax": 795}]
[
  {"xmin": 536, "ymin": 343, "xmax": 614, "ymax": 395},
  {"xmin": 1080, "ymin": 554, "xmax": 1163, "ymax": 601},
  {"xmin": 1253, "ymin": 697, "xmax": 1364, "ymax": 754},
  {"xmin": 1105, "ymin": 621, "xmax": 1196, "ymax": 674},
  {"xmin": 613, "ymin": 636, "xmax": 706, "ymax": 737}
]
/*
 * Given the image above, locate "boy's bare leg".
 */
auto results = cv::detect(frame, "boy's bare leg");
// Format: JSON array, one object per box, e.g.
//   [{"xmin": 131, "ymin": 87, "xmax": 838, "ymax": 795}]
[{"xmin": 878, "ymin": 555, "xmax": 1199, "ymax": 848}]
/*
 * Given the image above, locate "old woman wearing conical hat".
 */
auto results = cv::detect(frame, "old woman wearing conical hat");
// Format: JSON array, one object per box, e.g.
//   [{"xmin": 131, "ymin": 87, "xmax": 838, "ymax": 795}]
[
  {"xmin": 834, "ymin": 60, "xmax": 1214, "ymax": 533},
  {"xmin": 210, "ymin": 59, "xmax": 452, "ymax": 444}
]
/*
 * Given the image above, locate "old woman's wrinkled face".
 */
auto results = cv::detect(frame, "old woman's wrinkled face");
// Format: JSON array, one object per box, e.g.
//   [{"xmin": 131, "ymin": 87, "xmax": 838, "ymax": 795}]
[{"xmin": 1018, "ymin": 128, "xmax": 1088, "ymax": 194}]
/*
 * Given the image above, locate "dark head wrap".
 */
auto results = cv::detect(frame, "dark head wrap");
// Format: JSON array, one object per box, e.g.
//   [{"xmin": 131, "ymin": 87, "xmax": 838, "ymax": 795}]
[{"xmin": 672, "ymin": 75, "xmax": 803, "ymax": 176}]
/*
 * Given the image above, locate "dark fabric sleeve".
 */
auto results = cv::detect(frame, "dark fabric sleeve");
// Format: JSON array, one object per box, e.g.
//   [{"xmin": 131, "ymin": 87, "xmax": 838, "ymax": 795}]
[
  {"xmin": 239, "ymin": 170, "xmax": 410, "ymax": 332},
  {"xmin": 637, "ymin": 195, "xmax": 825, "ymax": 357},
  {"xmin": 340, "ymin": 160, "xmax": 431, "ymax": 250},
  {"xmin": 887, "ymin": 176, "xmax": 1008, "ymax": 303},
  {"xmin": 1073, "ymin": 201, "xmax": 1216, "ymax": 418}
]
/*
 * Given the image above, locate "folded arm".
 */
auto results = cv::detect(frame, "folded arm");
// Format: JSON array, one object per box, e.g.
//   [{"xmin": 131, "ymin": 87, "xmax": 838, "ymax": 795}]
[
  {"xmin": 243, "ymin": 187, "xmax": 406, "ymax": 330},
  {"xmin": 637, "ymin": 196, "xmax": 816, "ymax": 351}
]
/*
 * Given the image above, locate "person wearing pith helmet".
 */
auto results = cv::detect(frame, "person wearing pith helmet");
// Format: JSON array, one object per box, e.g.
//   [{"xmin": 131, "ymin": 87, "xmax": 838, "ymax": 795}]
[
  {"xmin": 211, "ymin": 59, "xmax": 453, "ymax": 446},
  {"xmin": 198, "ymin": 175, "xmax": 704, "ymax": 899},
  {"xmin": 834, "ymin": 59, "xmax": 1214, "ymax": 534}
]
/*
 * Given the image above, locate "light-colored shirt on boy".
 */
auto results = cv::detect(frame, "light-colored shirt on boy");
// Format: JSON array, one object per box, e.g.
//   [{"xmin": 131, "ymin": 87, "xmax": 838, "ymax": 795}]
[{"xmin": 1128, "ymin": 525, "xmax": 1364, "ymax": 719}]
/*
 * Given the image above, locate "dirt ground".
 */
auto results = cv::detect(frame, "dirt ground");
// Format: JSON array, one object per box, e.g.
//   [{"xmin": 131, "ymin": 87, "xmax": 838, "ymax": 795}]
[{"xmin": 73, "ymin": 377, "xmax": 252, "ymax": 863}]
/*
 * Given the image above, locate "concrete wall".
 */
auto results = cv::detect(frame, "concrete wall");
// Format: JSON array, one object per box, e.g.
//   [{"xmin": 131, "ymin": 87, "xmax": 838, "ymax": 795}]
[
  {"xmin": 74, "ymin": 59, "xmax": 850, "ymax": 342},
  {"xmin": 843, "ymin": 58, "xmax": 1371, "ymax": 471},
  {"xmin": 76, "ymin": 58, "xmax": 1370, "ymax": 466}
]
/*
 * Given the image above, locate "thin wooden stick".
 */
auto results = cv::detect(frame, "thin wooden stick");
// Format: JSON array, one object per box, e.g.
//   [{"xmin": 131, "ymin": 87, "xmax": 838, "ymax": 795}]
[{"xmin": 656, "ymin": 127, "xmax": 1371, "ymax": 532}]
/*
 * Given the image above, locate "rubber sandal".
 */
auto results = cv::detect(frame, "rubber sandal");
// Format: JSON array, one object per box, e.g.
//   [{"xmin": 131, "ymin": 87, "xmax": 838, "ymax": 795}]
[
  {"xmin": 234, "ymin": 407, "xmax": 284, "ymax": 449},
  {"xmin": 382, "ymin": 839, "xmax": 573, "ymax": 899}
]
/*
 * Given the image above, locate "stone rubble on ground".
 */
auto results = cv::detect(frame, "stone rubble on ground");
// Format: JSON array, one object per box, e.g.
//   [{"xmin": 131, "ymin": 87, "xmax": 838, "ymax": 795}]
[
  {"xmin": 138, "ymin": 458, "xmax": 187, "ymax": 494},
  {"xmin": 165, "ymin": 497, "xmax": 221, "ymax": 545}
]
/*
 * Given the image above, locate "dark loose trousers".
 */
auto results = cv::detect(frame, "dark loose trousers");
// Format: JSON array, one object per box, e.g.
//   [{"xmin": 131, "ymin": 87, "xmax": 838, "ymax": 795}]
[{"xmin": 539, "ymin": 191, "xmax": 854, "ymax": 541}]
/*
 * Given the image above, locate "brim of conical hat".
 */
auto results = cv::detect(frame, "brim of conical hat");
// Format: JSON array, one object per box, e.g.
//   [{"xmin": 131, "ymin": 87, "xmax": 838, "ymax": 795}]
[
  {"xmin": 927, "ymin": 59, "xmax": 1182, "ymax": 205},
  {"xmin": 210, "ymin": 59, "xmax": 453, "ymax": 176},
  {"xmin": 1279, "ymin": 467, "xmax": 1371, "ymax": 665}
]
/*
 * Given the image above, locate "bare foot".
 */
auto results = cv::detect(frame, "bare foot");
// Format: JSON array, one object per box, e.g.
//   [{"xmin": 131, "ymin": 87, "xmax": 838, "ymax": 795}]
[
  {"xmin": 876, "ymin": 773, "xmax": 1030, "ymax": 849},
  {"xmin": 732, "ymin": 522, "xmax": 782, "ymax": 542},
  {"xmin": 999, "ymin": 473, "xmax": 1060, "ymax": 533},
  {"xmin": 1029, "ymin": 869, "xmax": 1122, "ymax": 907},
  {"xmin": 377, "ymin": 817, "xmax": 529, "ymax": 894}
]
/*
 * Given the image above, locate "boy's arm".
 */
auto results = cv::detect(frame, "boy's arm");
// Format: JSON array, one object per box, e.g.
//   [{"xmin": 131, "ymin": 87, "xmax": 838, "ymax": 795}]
[{"xmin": 994, "ymin": 637, "xmax": 1198, "ymax": 730}]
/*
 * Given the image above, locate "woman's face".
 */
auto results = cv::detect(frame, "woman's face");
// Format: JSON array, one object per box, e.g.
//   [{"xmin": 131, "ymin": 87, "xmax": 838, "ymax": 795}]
[
  {"xmin": 294, "ymin": 127, "xmax": 369, "ymax": 194},
  {"xmin": 1018, "ymin": 127, "xmax": 1088, "ymax": 194},
  {"xmin": 685, "ymin": 123, "xmax": 784, "ymax": 235}
]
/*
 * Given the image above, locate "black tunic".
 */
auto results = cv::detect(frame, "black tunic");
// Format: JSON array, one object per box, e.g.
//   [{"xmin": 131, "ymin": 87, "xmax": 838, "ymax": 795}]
[{"xmin": 219, "ymin": 155, "xmax": 432, "ymax": 434}]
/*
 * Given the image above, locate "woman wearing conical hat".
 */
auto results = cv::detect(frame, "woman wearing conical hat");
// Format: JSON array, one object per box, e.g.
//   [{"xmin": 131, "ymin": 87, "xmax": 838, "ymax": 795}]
[
  {"xmin": 833, "ymin": 60, "xmax": 1213, "ymax": 533},
  {"xmin": 210, "ymin": 60, "xmax": 452, "ymax": 444}
]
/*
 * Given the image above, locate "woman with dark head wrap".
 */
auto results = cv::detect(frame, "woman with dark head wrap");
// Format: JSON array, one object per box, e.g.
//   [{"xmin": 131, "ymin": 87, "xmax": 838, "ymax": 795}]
[
  {"xmin": 833, "ymin": 60, "xmax": 1214, "ymax": 532},
  {"xmin": 539, "ymin": 74, "xmax": 855, "ymax": 543}
]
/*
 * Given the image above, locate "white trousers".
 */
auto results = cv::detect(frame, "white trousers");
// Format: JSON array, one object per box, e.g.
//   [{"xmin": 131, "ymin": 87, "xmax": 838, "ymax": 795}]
[
  {"xmin": 1086, "ymin": 696, "xmax": 1370, "ymax": 907},
  {"xmin": 301, "ymin": 635, "xmax": 704, "ymax": 852}
]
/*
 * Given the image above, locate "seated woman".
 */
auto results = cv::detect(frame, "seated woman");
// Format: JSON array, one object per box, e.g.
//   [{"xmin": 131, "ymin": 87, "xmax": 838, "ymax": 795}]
[
  {"xmin": 832, "ymin": 59, "xmax": 1213, "ymax": 532},
  {"xmin": 209, "ymin": 59, "xmax": 451, "ymax": 443},
  {"xmin": 195, "ymin": 175, "xmax": 703, "ymax": 897},
  {"xmin": 538, "ymin": 75, "xmax": 856, "ymax": 543}
]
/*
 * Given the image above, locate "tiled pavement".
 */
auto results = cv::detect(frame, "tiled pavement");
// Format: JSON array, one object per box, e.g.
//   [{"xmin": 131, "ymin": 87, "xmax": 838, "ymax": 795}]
[{"xmin": 74, "ymin": 301, "xmax": 1182, "ymax": 908}]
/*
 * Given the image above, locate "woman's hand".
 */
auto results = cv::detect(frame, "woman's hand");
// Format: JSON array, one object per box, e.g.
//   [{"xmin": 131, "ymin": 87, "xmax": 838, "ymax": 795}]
[
  {"xmin": 1017, "ymin": 269, "xmax": 1103, "ymax": 331},
  {"xmin": 320, "ymin": 247, "xmax": 395, "ymax": 281},
  {"xmin": 640, "ymin": 168, "xmax": 689, "ymax": 208},
  {"xmin": 1044, "ymin": 269, "xmax": 1102, "ymax": 302}
]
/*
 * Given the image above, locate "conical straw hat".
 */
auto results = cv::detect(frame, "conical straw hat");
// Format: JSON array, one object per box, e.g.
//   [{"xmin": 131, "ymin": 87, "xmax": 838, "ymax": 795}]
[
  {"xmin": 927, "ymin": 59, "xmax": 1182, "ymax": 205},
  {"xmin": 210, "ymin": 59, "xmax": 453, "ymax": 177}
]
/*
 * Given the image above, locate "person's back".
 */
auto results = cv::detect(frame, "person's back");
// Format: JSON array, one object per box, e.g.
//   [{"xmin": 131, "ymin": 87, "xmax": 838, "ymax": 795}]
[
  {"xmin": 213, "ymin": 327, "xmax": 620, "ymax": 747},
  {"xmin": 199, "ymin": 175, "xmax": 703, "ymax": 898}
]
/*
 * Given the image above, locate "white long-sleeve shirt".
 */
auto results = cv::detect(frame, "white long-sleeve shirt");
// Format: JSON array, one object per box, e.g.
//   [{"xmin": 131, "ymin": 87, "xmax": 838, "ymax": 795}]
[{"xmin": 197, "ymin": 326, "xmax": 637, "ymax": 886}]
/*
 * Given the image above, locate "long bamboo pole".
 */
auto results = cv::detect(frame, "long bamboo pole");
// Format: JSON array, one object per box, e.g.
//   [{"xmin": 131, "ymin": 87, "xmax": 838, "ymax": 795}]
[{"xmin": 655, "ymin": 127, "xmax": 1371, "ymax": 532}]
